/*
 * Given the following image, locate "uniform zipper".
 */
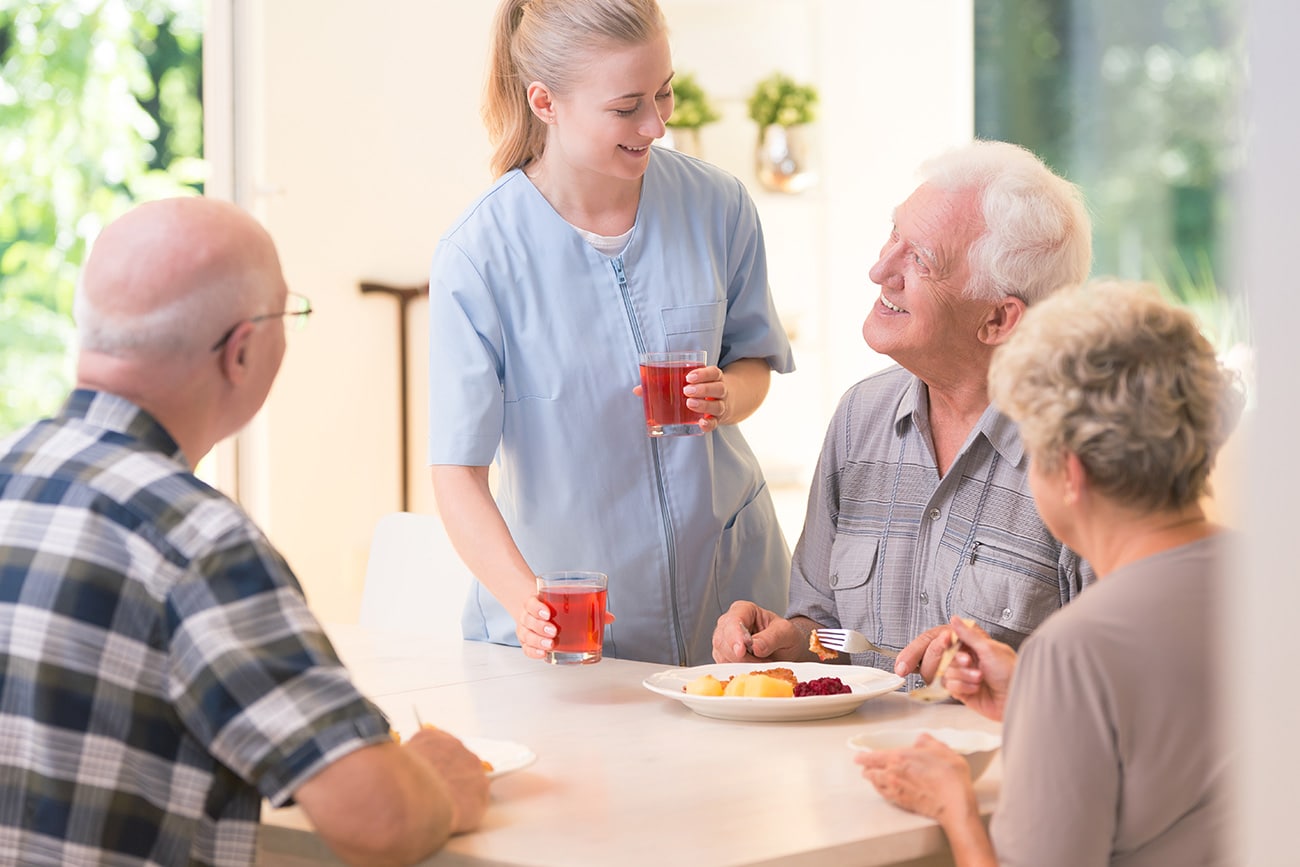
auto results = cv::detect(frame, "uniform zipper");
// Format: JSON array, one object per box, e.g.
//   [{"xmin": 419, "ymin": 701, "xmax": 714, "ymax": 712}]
[{"xmin": 611, "ymin": 257, "xmax": 688, "ymax": 665}]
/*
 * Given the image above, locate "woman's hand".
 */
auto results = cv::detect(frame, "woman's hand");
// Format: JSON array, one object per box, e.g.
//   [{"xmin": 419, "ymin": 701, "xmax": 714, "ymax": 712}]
[
  {"xmin": 515, "ymin": 592, "xmax": 557, "ymax": 660},
  {"xmin": 684, "ymin": 364, "xmax": 726, "ymax": 432},
  {"xmin": 855, "ymin": 733, "xmax": 977, "ymax": 823},
  {"xmin": 630, "ymin": 358, "xmax": 772, "ymax": 434},
  {"xmin": 517, "ymin": 591, "xmax": 615, "ymax": 661},
  {"xmin": 856, "ymin": 734, "xmax": 998, "ymax": 866}
]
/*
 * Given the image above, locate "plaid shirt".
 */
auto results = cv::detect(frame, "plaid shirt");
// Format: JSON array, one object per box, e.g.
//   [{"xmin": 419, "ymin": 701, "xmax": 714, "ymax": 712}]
[
  {"xmin": 789, "ymin": 366, "xmax": 1094, "ymax": 685},
  {"xmin": 0, "ymin": 390, "xmax": 391, "ymax": 866}
]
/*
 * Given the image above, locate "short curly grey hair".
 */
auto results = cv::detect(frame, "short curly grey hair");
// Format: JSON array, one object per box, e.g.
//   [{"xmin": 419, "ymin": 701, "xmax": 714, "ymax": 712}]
[
  {"xmin": 988, "ymin": 280, "xmax": 1245, "ymax": 511},
  {"xmin": 920, "ymin": 140, "xmax": 1092, "ymax": 305}
]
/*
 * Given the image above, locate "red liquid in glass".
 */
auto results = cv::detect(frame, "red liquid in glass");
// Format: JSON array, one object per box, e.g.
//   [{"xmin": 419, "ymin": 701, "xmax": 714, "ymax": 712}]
[
  {"xmin": 539, "ymin": 586, "xmax": 608, "ymax": 654},
  {"xmin": 639, "ymin": 361, "xmax": 705, "ymax": 434}
]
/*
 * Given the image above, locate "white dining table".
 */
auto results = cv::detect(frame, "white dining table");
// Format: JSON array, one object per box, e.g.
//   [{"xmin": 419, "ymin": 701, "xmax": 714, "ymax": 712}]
[{"xmin": 255, "ymin": 624, "xmax": 1003, "ymax": 867}]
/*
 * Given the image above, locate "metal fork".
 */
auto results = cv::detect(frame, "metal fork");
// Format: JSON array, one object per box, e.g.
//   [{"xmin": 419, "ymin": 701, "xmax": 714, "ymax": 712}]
[{"xmin": 810, "ymin": 628, "xmax": 898, "ymax": 658}]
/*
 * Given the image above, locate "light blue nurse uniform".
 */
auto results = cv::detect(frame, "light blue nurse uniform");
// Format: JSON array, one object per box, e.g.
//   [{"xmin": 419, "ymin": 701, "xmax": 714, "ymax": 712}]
[{"xmin": 427, "ymin": 147, "xmax": 795, "ymax": 666}]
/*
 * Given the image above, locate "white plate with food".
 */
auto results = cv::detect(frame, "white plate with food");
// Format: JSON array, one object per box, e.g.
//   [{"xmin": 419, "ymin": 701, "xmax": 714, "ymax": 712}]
[
  {"xmin": 460, "ymin": 737, "xmax": 537, "ymax": 779},
  {"xmin": 642, "ymin": 662, "xmax": 904, "ymax": 721}
]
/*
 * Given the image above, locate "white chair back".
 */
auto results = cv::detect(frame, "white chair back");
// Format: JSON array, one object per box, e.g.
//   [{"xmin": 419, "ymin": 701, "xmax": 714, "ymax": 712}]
[{"xmin": 358, "ymin": 511, "xmax": 473, "ymax": 635}]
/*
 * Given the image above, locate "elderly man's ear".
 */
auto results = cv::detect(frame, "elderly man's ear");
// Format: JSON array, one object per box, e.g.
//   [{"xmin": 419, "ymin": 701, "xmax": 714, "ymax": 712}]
[
  {"xmin": 978, "ymin": 295, "xmax": 1028, "ymax": 346},
  {"xmin": 214, "ymin": 321, "xmax": 257, "ymax": 384}
]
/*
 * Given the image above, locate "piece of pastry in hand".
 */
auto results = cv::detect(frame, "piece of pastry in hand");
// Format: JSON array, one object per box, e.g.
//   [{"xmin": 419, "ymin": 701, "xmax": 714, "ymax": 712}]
[{"xmin": 809, "ymin": 630, "xmax": 838, "ymax": 661}]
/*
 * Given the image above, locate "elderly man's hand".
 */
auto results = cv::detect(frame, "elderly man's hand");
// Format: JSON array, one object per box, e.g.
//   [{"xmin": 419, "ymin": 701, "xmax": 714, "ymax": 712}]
[
  {"xmin": 942, "ymin": 616, "xmax": 1018, "ymax": 722},
  {"xmin": 712, "ymin": 600, "xmax": 808, "ymax": 662},
  {"xmin": 894, "ymin": 623, "xmax": 964, "ymax": 683},
  {"xmin": 405, "ymin": 727, "xmax": 491, "ymax": 834}
]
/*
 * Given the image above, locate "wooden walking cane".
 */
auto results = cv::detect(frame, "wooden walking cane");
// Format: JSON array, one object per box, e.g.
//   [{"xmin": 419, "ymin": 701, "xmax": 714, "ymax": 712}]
[{"xmin": 359, "ymin": 281, "xmax": 429, "ymax": 512}]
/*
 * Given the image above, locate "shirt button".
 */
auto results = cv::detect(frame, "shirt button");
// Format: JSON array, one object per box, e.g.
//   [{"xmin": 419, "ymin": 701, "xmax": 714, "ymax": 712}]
[
  {"xmin": 929, "ymin": 508, "xmax": 941, "ymax": 521},
  {"xmin": 830, "ymin": 573, "xmax": 839, "ymax": 588},
  {"xmin": 1001, "ymin": 608, "xmax": 1012, "ymax": 620},
  {"xmin": 919, "ymin": 591, "xmax": 929, "ymax": 604}
]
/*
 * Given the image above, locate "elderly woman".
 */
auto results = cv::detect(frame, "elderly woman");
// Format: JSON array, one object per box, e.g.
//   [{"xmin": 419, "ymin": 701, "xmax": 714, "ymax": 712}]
[{"xmin": 856, "ymin": 280, "xmax": 1244, "ymax": 866}]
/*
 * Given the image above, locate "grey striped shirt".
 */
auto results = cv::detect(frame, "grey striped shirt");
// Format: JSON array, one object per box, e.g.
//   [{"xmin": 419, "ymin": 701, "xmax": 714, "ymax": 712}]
[{"xmin": 788, "ymin": 366, "xmax": 1093, "ymax": 681}]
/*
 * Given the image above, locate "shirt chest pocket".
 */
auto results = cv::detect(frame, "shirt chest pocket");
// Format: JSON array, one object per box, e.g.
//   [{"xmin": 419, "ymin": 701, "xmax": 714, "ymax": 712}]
[
  {"xmin": 660, "ymin": 301, "xmax": 725, "ymax": 355},
  {"xmin": 957, "ymin": 542, "xmax": 1063, "ymax": 649},
  {"xmin": 826, "ymin": 535, "xmax": 878, "ymax": 597}
]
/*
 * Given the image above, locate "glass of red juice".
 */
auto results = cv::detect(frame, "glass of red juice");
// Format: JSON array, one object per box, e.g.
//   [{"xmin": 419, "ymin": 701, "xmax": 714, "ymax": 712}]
[
  {"xmin": 638, "ymin": 350, "xmax": 708, "ymax": 437},
  {"xmin": 536, "ymin": 571, "xmax": 608, "ymax": 665}
]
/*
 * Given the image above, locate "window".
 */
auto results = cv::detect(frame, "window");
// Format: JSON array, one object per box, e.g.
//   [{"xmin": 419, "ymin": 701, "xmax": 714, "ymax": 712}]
[
  {"xmin": 0, "ymin": 1, "xmax": 204, "ymax": 436},
  {"xmin": 974, "ymin": 0, "xmax": 1247, "ymax": 353}
]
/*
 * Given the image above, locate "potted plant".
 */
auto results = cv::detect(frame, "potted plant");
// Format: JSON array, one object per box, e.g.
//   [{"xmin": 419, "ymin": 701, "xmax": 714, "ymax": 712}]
[
  {"xmin": 662, "ymin": 72, "xmax": 719, "ymax": 158},
  {"xmin": 747, "ymin": 72, "xmax": 820, "ymax": 193}
]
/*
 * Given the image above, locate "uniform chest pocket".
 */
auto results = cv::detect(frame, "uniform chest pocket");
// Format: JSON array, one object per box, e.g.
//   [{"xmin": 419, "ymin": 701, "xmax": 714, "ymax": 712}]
[
  {"xmin": 957, "ymin": 542, "xmax": 1062, "ymax": 649},
  {"xmin": 660, "ymin": 301, "xmax": 725, "ymax": 354}
]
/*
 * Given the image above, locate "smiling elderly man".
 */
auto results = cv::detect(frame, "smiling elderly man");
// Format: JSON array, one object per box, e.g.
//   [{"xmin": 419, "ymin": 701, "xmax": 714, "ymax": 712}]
[{"xmin": 713, "ymin": 140, "xmax": 1096, "ymax": 686}]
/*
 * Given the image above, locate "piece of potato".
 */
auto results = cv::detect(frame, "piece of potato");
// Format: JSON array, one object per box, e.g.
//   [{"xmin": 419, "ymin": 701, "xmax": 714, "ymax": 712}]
[
  {"xmin": 684, "ymin": 674, "xmax": 727, "ymax": 696},
  {"xmin": 723, "ymin": 673, "xmax": 794, "ymax": 698}
]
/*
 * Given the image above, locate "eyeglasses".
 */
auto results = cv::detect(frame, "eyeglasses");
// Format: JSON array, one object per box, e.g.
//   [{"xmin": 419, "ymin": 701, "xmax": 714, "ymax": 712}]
[{"xmin": 210, "ymin": 292, "xmax": 313, "ymax": 352}]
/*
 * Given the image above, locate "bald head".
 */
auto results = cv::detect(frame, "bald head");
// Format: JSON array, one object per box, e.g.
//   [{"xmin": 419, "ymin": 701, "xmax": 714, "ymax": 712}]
[
  {"xmin": 75, "ymin": 197, "xmax": 286, "ymax": 360},
  {"xmin": 73, "ymin": 197, "xmax": 291, "ymax": 465}
]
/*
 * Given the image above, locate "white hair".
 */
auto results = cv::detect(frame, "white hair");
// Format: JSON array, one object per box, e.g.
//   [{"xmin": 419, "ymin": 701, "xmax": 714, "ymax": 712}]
[
  {"xmin": 920, "ymin": 140, "xmax": 1092, "ymax": 305},
  {"xmin": 73, "ymin": 270, "xmax": 261, "ymax": 358}
]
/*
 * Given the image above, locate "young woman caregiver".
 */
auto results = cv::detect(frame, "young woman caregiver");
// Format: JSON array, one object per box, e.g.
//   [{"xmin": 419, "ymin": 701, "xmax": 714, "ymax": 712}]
[{"xmin": 427, "ymin": 0, "xmax": 795, "ymax": 666}]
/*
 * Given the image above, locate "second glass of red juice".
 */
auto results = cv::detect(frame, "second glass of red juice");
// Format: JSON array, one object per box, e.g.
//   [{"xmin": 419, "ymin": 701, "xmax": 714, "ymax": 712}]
[{"xmin": 638, "ymin": 350, "xmax": 707, "ymax": 437}]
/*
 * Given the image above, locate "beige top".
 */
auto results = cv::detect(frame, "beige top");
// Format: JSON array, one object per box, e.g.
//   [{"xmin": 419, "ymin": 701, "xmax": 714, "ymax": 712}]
[{"xmin": 992, "ymin": 534, "xmax": 1232, "ymax": 866}]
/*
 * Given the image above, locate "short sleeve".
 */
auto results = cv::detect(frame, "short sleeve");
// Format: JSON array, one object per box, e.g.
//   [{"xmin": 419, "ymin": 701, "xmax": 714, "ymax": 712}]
[
  {"xmin": 427, "ymin": 238, "xmax": 508, "ymax": 466},
  {"xmin": 717, "ymin": 179, "xmax": 795, "ymax": 374},
  {"xmin": 166, "ymin": 530, "xmax": 392, "ymax": 807}
]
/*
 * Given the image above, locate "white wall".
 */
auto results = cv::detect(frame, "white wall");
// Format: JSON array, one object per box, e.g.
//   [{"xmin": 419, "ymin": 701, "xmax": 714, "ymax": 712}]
[
  {"xmin": 220, "ymin": 0, "xmax": 974, "ymax": 622},
  {"xmin": 1232, "ymin": 0, "xmax": 1300, "ymax": 861},
  {"xmin": 657, "ymin": 1, "xmax": 973, "ymax": 487},
  {"xmin": 218, "ymin": 1, "xmax": 497, "ymax": 619}
]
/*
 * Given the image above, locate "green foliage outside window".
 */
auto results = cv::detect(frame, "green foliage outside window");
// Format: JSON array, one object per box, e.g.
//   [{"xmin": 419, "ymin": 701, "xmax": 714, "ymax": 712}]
[
  {"xmin": 0, "ymin": 0, "xmax": 203, "ymax": 436},
  {"xmin": 974, "ymin": 0, "xmax": 1248, "ymax": 354}
]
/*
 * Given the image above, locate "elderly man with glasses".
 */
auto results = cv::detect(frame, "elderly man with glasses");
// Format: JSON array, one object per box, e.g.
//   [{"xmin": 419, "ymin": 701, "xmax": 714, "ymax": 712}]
[{"xmin": 0, "ymin": 197, "xmax": 488, "ymax": 867}]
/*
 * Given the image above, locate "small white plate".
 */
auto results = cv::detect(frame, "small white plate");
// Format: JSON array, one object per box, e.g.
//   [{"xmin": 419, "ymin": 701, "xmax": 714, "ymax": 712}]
[
  {"xmin": 846, "ymin": 727, "xmax": 1002, "ymax": 781},
  {"xmin": 460, "ymin": 737, "xmax": 537, "ymax": 779},
  {"xmin": 642, "ymin": 662, "xmax": 904, "ymax": 721}
]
